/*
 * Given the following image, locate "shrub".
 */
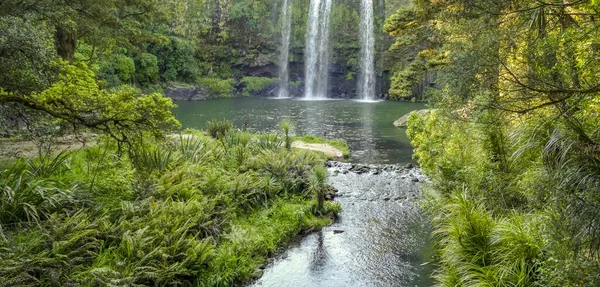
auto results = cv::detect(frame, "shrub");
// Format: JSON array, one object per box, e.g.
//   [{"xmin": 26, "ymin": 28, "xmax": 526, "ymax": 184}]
[
  {"xmin": 279, "ymin": 120, "xmax": 294, "ymax": 150},
  {"xmin": 0, "ymin": 128, "xmax": 340, "ymax": 286},
  {"xmin": 205, "ymin": 119, "xmax": 233, "ymax": 139},
  {"xmin": 241, "ymin": 77, "xmax": 278, "ymax": 96},
  {"xmin": 308, "ymin": 165, "xmax": 327, "ymax": 213},
  {"xmin": 197, "ymin": 78, "xmax": 235, "ymax": 98}
]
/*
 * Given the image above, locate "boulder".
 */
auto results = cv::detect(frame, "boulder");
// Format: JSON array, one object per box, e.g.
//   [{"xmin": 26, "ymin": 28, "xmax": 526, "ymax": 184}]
[
  {"xmin": 163, "ymin": 82, "xmax": 211, "ymax": 101},
  {"xmin": 393, "ymin": 109, "xmax": 430, "ymax": 127}
]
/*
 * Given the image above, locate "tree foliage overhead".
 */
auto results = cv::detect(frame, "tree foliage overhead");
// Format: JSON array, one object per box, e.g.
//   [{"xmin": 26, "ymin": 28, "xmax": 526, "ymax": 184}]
[{"xmin": 0, "ymin": 0, "xmax": 181, "ymax": 143}]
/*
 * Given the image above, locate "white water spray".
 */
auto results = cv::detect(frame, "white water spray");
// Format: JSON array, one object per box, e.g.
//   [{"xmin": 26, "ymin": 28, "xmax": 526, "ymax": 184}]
[
  {"xmin": 304, "ymin": 0, "xmax": 333, "ymax": 99},
  {"xmin": 358, "ymin": 0, "xmax": 376, "ymax": 100},
  {"xmin": 277, "ymin": 0, "xmax": 293, "ymax": 98}
]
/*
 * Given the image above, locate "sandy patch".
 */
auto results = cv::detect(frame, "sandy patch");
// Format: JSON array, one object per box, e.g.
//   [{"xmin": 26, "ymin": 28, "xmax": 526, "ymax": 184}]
[{"xmin": 292, "ymin": 141, "xmax": 344, "ymax": 159}]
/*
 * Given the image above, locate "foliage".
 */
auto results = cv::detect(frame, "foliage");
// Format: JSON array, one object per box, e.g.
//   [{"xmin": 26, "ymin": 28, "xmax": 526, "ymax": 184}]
[
  {"xmin": 308, "ymin": 165, "xmax": 328, "ymax": 213},
  {"xmin": 197, "ymin": 78, "xmax": 235, "ymax": 98},
  {"xmin": 135, "ymin": 53, "xmax": 159, "ymax": 87},
  {"xmin": 408, "ymin": 93, "xmax": 600, "ymax": 285},
  {"xmin": 205, "ymin": 119, "xmax": 233, "ymax": 139},
  {"xmin": 0, "ymin": 129, "xmax": 340, "ymax": 285},
  {"xmin": 0, "ymin": 16, "xmax": 58, "ymax": 95},
  {"xmin": 1, "ymin": 61, "xmax": 180, "ymax": 144},
  {"xmin": 397, "ymin": 0, "xmax": 600, "ymax": 284},
  {"xmin": 279, "ymin": 120, "xmax": 294, "ymax": 150},
  {"xmin": 241, "ymin": 77, "xmax": 278, "ymax": 97}
]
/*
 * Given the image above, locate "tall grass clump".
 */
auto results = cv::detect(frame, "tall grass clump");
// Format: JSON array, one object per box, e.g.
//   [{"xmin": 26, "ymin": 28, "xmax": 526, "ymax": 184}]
[
  {"xmin": 308, "ymin": 165, "xmax": 328, "ymax": 213},
  {"xmin": 279, "ymin": 119, "xmax": 294, "ymax": 150},
  {"xmin": 408, "ymin": 108, "xmax": 586, "ymax": 286},
  {"xmin": 206, "ymin": 119, "xmax": 232, "ymax": 139}
]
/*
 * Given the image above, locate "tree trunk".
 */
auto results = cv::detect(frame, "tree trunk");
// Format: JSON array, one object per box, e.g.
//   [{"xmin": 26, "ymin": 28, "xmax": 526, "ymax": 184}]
[{"xmin": 55, "ymin": 26, "xmax": 76, "ymax": 62}]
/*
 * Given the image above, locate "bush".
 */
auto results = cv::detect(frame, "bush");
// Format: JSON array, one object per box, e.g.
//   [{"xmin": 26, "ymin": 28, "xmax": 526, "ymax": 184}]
[
  {"xmin": 135, "ymin": 53, "xmax": 159, "ymax": 86},
  {"xmin": 407, "ymin": 107, "xmax": 599, "ymax": 286},
  {"xmin": 205, "ymin": 119, "xmax": 233, "ymax": 139},
  {"xmin": 197, "ymin": 78, "xmax": 235, "ymax": 98},
  {"xmin": 241, "ymin": 76, "xmax": 278, "ymax": 96},
  {"xmin": 279, "ymin": 120, "xmax": 294, "ymax": 150}
]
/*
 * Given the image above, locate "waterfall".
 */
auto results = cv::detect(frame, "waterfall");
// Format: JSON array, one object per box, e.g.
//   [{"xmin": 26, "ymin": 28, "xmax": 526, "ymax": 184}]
[
  {"xmin": 358, "ymin": 0, "xmax": 376, "ymax": 100},
  {"xmin": 304, "ymin": 0, "xmax": 333, "ymax": 99},
  {"xmin": 277, "ymin": 0, "xmax": 293, "ymax": 98}
]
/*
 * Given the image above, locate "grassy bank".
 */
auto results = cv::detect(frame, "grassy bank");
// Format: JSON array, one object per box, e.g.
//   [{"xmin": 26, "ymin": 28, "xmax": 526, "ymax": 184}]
[{"xmin": 0, "ymin": 129, "xmax": 339, "ymax": 286}]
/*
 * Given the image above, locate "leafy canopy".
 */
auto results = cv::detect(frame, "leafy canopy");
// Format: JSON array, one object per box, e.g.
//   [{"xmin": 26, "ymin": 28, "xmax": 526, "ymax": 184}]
[{"xmin": 0, "ymin": 61, "xmax": 180, "ymax": 142}]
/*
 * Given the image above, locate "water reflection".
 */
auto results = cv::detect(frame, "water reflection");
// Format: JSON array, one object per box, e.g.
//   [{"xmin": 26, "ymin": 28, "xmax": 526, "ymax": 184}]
[
  {"xmin": 357, "ymin": 101, "xmax": 376, "ymax": 161},
  {"xmin": 250, "ymin": 168, "xmax": 434, "ymax": 287},
  {"xmin": 309, "ymin": 232, "xmax": 328, "ymax": 274}
]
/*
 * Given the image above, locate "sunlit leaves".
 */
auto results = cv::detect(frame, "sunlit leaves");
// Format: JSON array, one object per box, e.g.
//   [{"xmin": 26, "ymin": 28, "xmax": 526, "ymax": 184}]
[{"xmin": 5, "ymin": 61, "xmax": 181, "ymax": 142}]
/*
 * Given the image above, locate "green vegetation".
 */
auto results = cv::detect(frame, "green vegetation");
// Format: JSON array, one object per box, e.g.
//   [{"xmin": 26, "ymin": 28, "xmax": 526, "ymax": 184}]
[
  {"xmin": 293, "ymin": 135, "xmax": 350, "ymax": 157},
  {"xmin": 196, "ymin": 78, "xmax": 236, "ymax": 98},
  {"xmin": 0, "ymin": 0, "xmax": 389, "ymax": 98},
  {"xmin": 394, "ymin": 0, "xmax": 600, "ymax": 285},
  {"xmin": 205, "ymin": 119, "xmax": 234, "ymax": 139},
  {"xmin": 241, "ymin": 77, "xmax": 279, "ymax": 97},
  {"xmin": 0, "ymin": 128, "xmax": 339, "ymax": 286},
  {"xmin": 279, "ymin": 120, "xmax": 294, "ymax": 150}
]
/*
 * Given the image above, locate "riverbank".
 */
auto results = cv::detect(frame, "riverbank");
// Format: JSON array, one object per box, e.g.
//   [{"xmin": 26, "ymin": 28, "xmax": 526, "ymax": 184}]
[{"xmin": 0, "ymin": 129, "xmax": 340, "ymax": 286}]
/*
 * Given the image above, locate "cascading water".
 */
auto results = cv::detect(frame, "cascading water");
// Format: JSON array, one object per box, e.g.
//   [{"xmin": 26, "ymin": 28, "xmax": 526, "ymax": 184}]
[
  {"xmin": 277, "ymin": 0, "xmax": 293, "ymax": 98},
  {"xmin": 358, "ymin": 0, "xmax": 376, "ymax": 101},
  {"xmin": 304, "ymin": 0, "xmax": 333, "ymax": 99}
]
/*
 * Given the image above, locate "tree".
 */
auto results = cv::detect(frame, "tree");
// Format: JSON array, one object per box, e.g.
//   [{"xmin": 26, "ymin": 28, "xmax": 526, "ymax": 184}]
[{"xmin": 0, "ymin": 61, "xmax": 180, "ymax": 145}]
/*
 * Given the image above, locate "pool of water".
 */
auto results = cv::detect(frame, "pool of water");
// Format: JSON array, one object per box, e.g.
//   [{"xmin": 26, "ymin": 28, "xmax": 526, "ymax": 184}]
[{"xmin": 174, "ymin": 98, "xmax": 426, "ymax": 164}]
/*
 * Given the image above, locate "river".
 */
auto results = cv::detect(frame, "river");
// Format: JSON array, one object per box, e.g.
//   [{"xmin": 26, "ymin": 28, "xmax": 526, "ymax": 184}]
[{"xmin": 174, "ymin": 98, "xmax": 434, "ymax": 287}]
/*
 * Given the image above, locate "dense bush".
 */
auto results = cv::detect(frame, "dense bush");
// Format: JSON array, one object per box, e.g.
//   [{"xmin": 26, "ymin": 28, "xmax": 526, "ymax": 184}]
[
  {"xmin": 241, "ymin": 77, "xmax": 278, "ymax": 97},
  {"xmin": 408, "ymin": 105, "xmax": 600, "ymax": 286},
  {"xmin": 197, "ymin": 78, "xmax": 235, "ymax": 98}
]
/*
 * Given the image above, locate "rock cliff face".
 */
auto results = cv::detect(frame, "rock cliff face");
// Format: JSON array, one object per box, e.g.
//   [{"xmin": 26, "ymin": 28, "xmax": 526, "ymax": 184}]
[
  {"xmin": 164, "ymin": 83, "xmax": 212, "ymax": 101},
  {"xmin": 237, "ymin": 0, "xmax": 390, "ymax": 99},
  {"xmin": 163, "ymin": 0, "xmax": 394, "ymax": 100}
]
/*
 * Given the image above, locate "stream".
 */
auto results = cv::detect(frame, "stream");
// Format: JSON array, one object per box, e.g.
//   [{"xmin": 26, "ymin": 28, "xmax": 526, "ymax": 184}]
[
  {"xmin": 174, "ymin": 98, "xmax": 434, "ymax": 286},
  {"xmin": 250, "ymin": 163, "xmax": 434, "ymax": 287}
]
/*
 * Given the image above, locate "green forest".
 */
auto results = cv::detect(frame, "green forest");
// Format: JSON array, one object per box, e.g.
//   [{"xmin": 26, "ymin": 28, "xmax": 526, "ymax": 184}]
[{"xmin": 1, "ymin": 0, "xmax": 600, "ymax": 286}]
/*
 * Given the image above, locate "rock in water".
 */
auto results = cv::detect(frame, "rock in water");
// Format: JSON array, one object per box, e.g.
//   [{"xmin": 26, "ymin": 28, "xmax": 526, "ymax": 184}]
[{"xmin": 393, "ymin": 109, "xmax": 431, "ymax": 127}]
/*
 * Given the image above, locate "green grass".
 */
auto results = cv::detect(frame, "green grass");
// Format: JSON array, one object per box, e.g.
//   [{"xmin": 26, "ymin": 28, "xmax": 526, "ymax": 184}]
[
  {"xmin": 0, "ymin": 128, "xmax": 339, "ymax": 286},
  {"xmin": 293, "ymin": 135, "xmax": 351, "ymax": 157}
]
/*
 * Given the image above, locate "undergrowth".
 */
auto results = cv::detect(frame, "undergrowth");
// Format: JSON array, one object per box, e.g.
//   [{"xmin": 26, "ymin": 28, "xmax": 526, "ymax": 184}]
[{"xmin": 0, "ymin": 127, "xmax": 340, "ymax": 286}]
